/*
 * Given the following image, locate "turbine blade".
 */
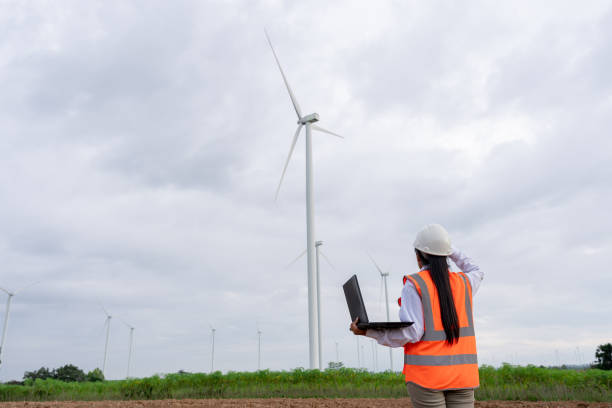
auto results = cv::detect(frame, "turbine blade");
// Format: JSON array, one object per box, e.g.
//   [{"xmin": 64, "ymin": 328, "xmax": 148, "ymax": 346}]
[
  {"xmin": 275, "ymin": 124, "xmax": 303, "ymax": 201},
  {"xmin": 367, "ymin": 253, "xmax": 385, "ymax": 276},
  {"xmin": 15, "ymin": 280, "xmax": 40, "ymax": 295},
  {"xmin": 312, "ymin": 124, "xmax": 344, "ymax": 139},
  {"xmin": 320, "ymin": 251, "xmax": 337, "ymax": 271},
  {"xmin": 0, "ymin": 286, "xmax": 12, "ymax": 295},
  {"xmin": 264, "ymin": 29, "xmax": 303, "ymax": 119},
  {"xmin": 117, "ymin": 316, "xmax": 133, "ymax": 329},
  {"xmin": 285, "ymin": 248, "xmax": 307, "ymax": 269}
]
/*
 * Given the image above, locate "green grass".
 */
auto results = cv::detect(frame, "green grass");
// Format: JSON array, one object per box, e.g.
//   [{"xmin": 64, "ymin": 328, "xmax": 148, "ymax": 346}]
[
  {"xmin": 0, "ymin": 365, "xmax": 610, "ymax": 402},
  {"xmin": 478, "ymin": 364, "xmax": 612, "ymax": 401}
]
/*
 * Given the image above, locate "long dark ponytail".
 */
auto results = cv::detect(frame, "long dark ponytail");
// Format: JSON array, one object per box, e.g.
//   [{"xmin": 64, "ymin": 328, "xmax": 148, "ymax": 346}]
[{"xmin": 416, "ymin": 249, "xmax": 460, "ymax": 345}]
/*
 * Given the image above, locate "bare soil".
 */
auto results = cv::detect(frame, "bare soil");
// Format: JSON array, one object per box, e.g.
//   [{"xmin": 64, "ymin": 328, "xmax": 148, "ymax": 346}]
[{"xmin": 0, "ymin": 400, "xmax": 609, "ymax": 408}]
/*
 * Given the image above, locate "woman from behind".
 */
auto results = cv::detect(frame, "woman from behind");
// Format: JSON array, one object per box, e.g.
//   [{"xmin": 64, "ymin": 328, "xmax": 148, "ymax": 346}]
[{"xmin": 351, "ymin": 224, "xmax": 484, "ymax": 408}]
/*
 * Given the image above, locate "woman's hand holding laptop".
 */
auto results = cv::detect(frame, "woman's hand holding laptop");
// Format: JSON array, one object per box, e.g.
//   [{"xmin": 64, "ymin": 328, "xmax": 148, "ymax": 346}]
[{"xmin": 350, "ymin": 317, "xmax": 367, "ymax": 336}]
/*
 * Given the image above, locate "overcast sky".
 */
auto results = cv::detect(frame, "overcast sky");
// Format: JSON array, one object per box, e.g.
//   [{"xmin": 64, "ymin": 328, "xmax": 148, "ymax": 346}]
[{"xmin": 0, "ymin": 0, "xmax": 611, "ymax": 381}]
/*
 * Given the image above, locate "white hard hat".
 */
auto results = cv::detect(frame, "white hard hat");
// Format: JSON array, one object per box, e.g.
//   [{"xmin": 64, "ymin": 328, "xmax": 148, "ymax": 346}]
[{"xmin": 413, "ymin": 224, "xmax": 452, "ymax": 256}]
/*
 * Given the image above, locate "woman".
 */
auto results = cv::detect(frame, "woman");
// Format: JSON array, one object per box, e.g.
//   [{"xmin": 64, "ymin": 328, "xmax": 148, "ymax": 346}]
[{"xmin": 350, "ymin": 224, "xmax": 484, "ymax": 408}]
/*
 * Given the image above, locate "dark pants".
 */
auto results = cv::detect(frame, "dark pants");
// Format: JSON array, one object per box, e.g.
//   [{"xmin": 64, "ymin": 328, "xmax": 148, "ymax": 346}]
[{"xmin": 406, "ymin": 382, "xmax": 475, "ymax": 408}]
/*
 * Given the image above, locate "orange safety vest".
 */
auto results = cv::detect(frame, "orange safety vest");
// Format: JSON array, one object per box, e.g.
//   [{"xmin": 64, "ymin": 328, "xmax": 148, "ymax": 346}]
[{"xmin": 402, "ymin": 269, "xmax": 479, "ymax": 390}]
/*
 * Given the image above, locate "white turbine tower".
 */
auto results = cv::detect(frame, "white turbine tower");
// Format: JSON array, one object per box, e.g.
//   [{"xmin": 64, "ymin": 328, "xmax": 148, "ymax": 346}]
[
  {"xmin": 356, "ymin": 336, "xmax": 361, "ymax": 368},
  {"xmin": 266, "ymin": 30, "xmax": 343, "ymax": 370},
  {"xmin": 210, "ymin": 325, "xmax": 216, "ymax": 373},
  {"xmin": 335, "ymin": 341, "xmax": 339, "ymax": 363},
  {"xmin": 285, "ymin": 241, "xmax": 336, "ymax": 369},
  {"xmin": 257, "ymin": 325, "xmax": 262, "ymax": 371},
  {"xmin": 0, "ymin": 288, "xmax": 15, "ymax": 368},
  {"xmin": 368, "ymin": 254, "xmax": 394, "ymax": 371},
  {"xmin": 0, "ymin": 282, "xmax": 39, "ymax": 367},
  {"xmin": 361, "ymin": 344, "xmax": 365, "ymax": 369},
  {"xmin": 371, "ymin": 339, "xmax": 377, "ymax": 372},
  {"xmin": 121, "ymin": 320, "xmax": 135, "ymax": 379},
  {"xmin": 314, "ymin": 241, "xmax": 323, "ymax": 370},
  {"xmin": 102, "ymin": 308, "xmax": 112, "ymax": 376}
]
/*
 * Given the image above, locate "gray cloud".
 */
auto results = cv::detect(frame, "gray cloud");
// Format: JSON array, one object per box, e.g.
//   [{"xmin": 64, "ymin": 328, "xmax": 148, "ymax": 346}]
[{"xmin": 0, "ymin": 0, "xmax": 610, "ymax": 381}]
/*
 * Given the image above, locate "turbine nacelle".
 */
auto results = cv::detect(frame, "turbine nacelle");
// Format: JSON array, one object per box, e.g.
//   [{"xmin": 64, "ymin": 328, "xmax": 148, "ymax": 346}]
[
  {"xmin": 368, "ymin": 253, "xmax": 390, "ymax": 277},
  {"xmin": 299, "ymin": 113, "xmax": 320, "ymax": 124}
]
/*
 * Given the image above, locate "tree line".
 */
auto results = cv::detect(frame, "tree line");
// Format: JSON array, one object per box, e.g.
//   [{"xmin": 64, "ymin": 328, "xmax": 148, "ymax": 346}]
[
  {"xmin": 3, "ymin": 343, "xmax": 609, "ymax": 385},
  {"xmin": 21, "ymin": 365, "xmax": 104, "ymax": 384}
]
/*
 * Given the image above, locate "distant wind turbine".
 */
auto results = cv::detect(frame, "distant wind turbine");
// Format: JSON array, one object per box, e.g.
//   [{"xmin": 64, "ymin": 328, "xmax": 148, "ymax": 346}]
[
  {"xmin": 361, "ymin": 345, "xmax": 365, "ymax": 369},
  {"xmin": 119, "ymin": 319, "xmax": 135, "ymax": 379},
  {"xmin": 0, "ymin": 282, "xmax": 39, "ymax": 367},
  {"xmin": 371, "ymin": 339, "xmax": 377, "ymax": 372},
  {"xmin": 266, "ymin": 29, "xmax": 343, "ymax": 369},
  {"xmin": 368, "ymin": 254, "xmax": 393, "ymax": 371},
  {"xmin": 335, "ymin": 341, "xmax": 339, "ymax": 363},
  {"xmin": 286, "ymin": 240, "xmax": 336, "ymax": 369},
  {"xmin": 102, "ymin": 308, "xmax": 112, "ymax": 376},
  {"xmin": 210, "ymin": 325, "xmax": 216, "ymax": 373},
  {"xmin": 356, "ymin": 336, "xmax": 361, "ymax": 368},
  {"xmin": 257, "ymin": 325, "xmax": 262, "ymax": 371}
]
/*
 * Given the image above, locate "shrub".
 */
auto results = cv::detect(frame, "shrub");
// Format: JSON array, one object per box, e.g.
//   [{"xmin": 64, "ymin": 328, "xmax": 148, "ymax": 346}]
[
  {"xmin": 595, "ymin": 343, "xmax": 612, "ymax": 370},
  {"xmin": 54, "ymin": 364, "xmax": 86, "ymax": 382},
  {"xmin": 86, "ymin": 368, "xmax": 105, "ymax": 382}
]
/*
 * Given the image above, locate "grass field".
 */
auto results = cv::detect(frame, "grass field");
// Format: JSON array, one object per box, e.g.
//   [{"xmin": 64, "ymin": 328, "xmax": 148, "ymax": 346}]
[{"xmin": 0, "ymin": 365, "xmax": 610, "ymax": 402}]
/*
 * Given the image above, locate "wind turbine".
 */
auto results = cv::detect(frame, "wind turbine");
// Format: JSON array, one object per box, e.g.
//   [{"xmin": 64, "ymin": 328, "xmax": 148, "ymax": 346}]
[
  {"xmin": 0, "ymin": 288, "xmax": 15, "ymax": 367},
  {"xmin": 0, "ymin": 282, "xmax": 39, "ymax": 367},
  {"xmin": 102, "ymin": 308, "xmax": 112, "ymax": 376},
  {"xmin": 315, "ymin": 241, "xmax": 323, "ymax": 369},
  {"xmin": 335, "ymin": 341, "xmax": 339, "ymax": 363},
  {"xmin": 361, "ymin": 344, "xmax": 365, "ymax": 369},
  {"xmin": 210, "ymin": 325, "xmax": 216, "ymax": 373},
  {"xmin": 119, "ymin": 319, "xmax": 135, "ymax": 379},
  {"xmin": 257, "ymin": 325, "xmax": 262, "ymax": 371},
  {"xmin": 371, "ymin": 339, "xmax": 378, "ymax": 372},
  {"xmin": 356, "ymin": 336, "xmax": 360, "ymax": 368},
  {"xmin": 266, "ymin": 29, "xmax": 343, "ymax": 370},
  {"xmin": 368, "ymin": 254, "xmax": 394, "ymax": 371},
  {"xmin": 286, "ymin": 240, "xmax": 336, "ymax": 369}
]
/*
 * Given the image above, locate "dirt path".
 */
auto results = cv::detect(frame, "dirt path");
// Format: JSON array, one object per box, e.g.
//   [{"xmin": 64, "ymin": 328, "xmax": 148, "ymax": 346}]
[{"xmin": 0, "ymin": 400, "xmax": 609, "ymax": 408}]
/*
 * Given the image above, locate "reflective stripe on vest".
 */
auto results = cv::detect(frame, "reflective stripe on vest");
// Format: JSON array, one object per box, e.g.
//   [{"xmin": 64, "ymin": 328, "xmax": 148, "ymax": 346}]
[
  {"xmin": 403, "ymin": 270, "xmax": 479, "ymax": 390},
  {"xmin": 404, "ymin": 353, "xmax": 478, "ymax": 366}
]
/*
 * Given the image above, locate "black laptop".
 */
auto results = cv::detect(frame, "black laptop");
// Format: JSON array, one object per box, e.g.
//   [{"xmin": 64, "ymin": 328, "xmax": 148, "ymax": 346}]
[{"xmin": 343, "ymin": 274, "xmax": 413, "ymax": 330}]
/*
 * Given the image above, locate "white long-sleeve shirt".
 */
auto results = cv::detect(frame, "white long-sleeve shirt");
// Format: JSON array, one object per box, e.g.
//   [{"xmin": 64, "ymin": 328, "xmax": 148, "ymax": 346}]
[{"xmin": 366, "ymin": 248, "xmax": 484, "ymax": 348}]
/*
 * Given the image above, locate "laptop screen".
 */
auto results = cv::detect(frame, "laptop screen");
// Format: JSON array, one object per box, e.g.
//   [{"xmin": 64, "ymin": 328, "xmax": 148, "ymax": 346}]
[{"xmin": 342, "ymin": 275, "xmax": 369, "ymax": 324}]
